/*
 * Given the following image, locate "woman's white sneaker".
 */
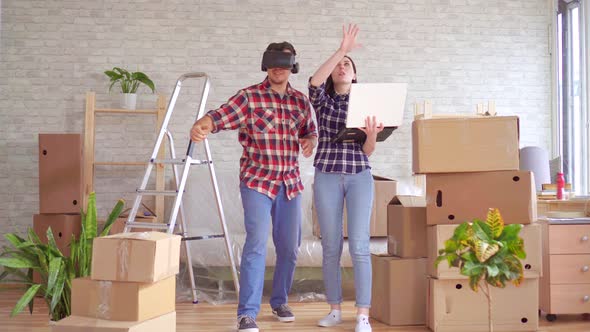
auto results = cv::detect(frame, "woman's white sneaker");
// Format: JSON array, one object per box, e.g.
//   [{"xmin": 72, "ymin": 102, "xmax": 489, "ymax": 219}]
[
  {"xmin": 355, "ymin": 314, "xmax": 372, "ymax": 332},
  {"xmin": 317, "ymin": 310, "xmax": 342, "ymax": 327}
]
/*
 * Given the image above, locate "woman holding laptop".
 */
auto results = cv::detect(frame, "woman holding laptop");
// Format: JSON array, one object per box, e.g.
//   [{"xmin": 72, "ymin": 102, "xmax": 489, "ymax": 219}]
[{"xmin": 308, "ymin": 24, "xmax": 383, "ymax": 332}]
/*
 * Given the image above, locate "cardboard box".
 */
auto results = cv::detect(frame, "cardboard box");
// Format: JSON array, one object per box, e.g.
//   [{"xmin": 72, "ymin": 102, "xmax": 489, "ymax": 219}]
[
  {"xmin": 370, "ymin": 255, "xmax": 426, "ymax": 326},
  {"xmin": 33, "ymin": 214, "xmax": 81, "ymax": 256},
  {"xmin": 39, "ymin": 134, "xmax": 83, "ymax": 214},
  {"xmin": 91, "ymin": 232, "xmax": 181, "ymax": 283},
  {"xmin": 51, "ymin": 311, "xmax": 175, "ymax": 332},
  {"xmin": 427, "ymin": 278, "xmax": 539, "ymax": 331},
  {"xmin": 312, "ymin": 176, "xmax": 397, "ymax": 238},
  {"xmin": 387, "ymin": 196, "xmax": 427, "ymax": 258},
  {"xmin": 426, "ymin": 171, "xmax": 537, "ymax": 225},
  {"xmin": 71, "ymin": 276, "xmax": 175, "ymax": 321},
  {"xmin": 412, "ymin": 116, "xmax": 519, "ymax": 174},
  {"xmin": 427, "ymin": 223, "xmax": 542, "ymax": 279}
]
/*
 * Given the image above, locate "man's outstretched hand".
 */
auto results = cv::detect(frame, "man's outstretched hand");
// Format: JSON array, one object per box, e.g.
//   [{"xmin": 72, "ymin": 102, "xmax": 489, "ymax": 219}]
[{"xmin": 190, "ymin": 115, "xmax": 214, "ymax": 142}]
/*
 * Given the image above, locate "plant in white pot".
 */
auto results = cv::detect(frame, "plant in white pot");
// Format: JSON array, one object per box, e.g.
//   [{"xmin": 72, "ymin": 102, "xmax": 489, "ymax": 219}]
[{"xmin": 104, "ymin": 67, "xmax": 156, "ymax": 110}]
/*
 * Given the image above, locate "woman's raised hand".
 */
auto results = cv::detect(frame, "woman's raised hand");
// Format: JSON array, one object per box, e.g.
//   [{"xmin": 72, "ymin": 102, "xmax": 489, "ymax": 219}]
[{"xmin": 339, "ymin": 24, "xmax": 361, "ymax": 54}]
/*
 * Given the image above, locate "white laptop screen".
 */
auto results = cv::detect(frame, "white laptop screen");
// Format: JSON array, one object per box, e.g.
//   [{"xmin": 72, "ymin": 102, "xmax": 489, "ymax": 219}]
[{"xmin": 345, "ymin": 83, "xmax": 407, "ymax": 128}]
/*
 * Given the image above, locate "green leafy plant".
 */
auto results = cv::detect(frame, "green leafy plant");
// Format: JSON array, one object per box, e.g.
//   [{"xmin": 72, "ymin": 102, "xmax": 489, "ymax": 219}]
[
  {"xmin": 0, "ymin": 192, "xmax": 124, "ymax": 321},
  {"xmin": 435, "ymin": 208, "xmax": 526, "ymax": 332},
  {"xmin": 104, "ymin": 67, "xmax": 155, "ymax": 94}
]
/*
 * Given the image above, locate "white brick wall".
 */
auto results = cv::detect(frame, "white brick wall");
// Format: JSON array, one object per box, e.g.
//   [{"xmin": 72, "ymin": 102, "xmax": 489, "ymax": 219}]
[{"xmin": 1, "ymin": 0, "xmax": 552, "ymax": 240}]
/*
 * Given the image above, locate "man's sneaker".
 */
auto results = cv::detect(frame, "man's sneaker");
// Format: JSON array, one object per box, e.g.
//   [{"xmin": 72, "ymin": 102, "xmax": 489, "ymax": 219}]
[
  {"xmin": 317, "ymin": 309, "xmax": 342, "ymax": 327},
  {"xmin": 355, "ymin": 314, "xmax": 372, "ymax": 332},
  {"xmin": 272, "ymin": 304, "xmax": 295, "ymax": 322},
  {"xmin": 237, "ymin": 315, "xmax": 259, "ymax": 332}
]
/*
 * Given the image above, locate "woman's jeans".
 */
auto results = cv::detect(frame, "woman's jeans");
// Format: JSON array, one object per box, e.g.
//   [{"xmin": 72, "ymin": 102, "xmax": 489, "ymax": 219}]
[{"xmin": 313, "ymin": 168, "xmax": 373, "ymax": 308}]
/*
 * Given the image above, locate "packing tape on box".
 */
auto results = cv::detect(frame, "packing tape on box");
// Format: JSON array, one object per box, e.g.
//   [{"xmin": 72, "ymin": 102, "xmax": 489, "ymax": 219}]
[
  {"xmin": 117, "ymin": 239, "xmax": 130, "ymax": 280},
  {"xmin": 115, "ymin": 232, "xmax": 150, "ymax": 280},
  {"xmin": 97, "ymin": 281, "xmax": 112, "ymax": 319}
]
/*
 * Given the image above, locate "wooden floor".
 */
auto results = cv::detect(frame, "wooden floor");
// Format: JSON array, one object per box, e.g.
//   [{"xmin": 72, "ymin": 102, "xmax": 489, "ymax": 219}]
[{"xmin": 1, "ymin": 290, "xmax": 589, "ymax": 331}]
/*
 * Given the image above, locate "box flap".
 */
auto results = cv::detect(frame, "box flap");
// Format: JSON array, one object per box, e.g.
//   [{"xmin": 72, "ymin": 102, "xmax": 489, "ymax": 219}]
[
  {"xmin": 105, "ymin": 232, "xmax": 177, "ymax": 242},
  {"xmin": 373, "ymin": 175, "xmax": 396, "ymax": 182},
  {"xmin": 389, "ymin": 195, "xmax": 426, "ymax": 207}
]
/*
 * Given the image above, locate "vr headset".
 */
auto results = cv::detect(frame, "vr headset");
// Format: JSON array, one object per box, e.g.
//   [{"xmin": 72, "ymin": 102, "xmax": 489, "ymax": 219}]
[{"xmin": 261, "ymin": 51, "xmax": 299, "ymax": 74}]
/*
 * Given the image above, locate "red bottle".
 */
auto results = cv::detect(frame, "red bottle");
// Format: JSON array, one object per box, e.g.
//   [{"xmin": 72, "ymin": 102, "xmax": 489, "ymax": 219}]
[{"xmin": 556, "ymin": 172, "xmax": 565, "ymax": 200}]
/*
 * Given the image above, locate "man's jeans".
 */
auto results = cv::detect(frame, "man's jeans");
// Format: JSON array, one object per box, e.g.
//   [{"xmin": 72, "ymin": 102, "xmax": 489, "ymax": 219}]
[{"xmin": 237, "ymin": 183, "xmax": 301, "ymax": 319}]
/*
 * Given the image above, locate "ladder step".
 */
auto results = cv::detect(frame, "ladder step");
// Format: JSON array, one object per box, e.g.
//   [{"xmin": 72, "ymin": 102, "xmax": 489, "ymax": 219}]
[
  {"xmin": 182, "ymin": 234, "xmax": 225, "ymax": 241},
  {"xmin": 150, "ymin": 158, "xmax": 212, "ymax": 165},
  {"xmin": 189, "ymin": 159, "xmax": 212, "ymax": 165},
  {"xmin": 125, "ymin": 221, "xmax": 170, "ymax": 229},
  {"xmin": 151, "ymin": 158, "xmax": 186, "ymax": 165},
  {"xmin": 136, "ymin": 189, "xmax": 181, "ymax": 196}
]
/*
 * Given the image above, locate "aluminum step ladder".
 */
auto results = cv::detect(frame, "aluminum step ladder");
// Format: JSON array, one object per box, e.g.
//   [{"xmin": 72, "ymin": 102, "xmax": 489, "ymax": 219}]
[{"xmin": 123, "ymin": 72, "xmax": 240, "ymax": 303}]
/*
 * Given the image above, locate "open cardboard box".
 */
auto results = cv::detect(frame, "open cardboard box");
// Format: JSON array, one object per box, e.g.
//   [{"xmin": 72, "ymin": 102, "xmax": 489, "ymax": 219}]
[{"xmin": 387, "ymin": 195, "xmax": 427, "ymax": 258}]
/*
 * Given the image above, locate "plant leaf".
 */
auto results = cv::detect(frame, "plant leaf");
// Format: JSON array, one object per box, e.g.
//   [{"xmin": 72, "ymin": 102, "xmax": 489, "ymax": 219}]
[
  {"xmin": 10, "ymin": 284, "xmax": 41, "ymax": 317},
  {"xmin": 461, "ymin": 260, "xmax": 484, "ymax": 277},
  {"xmin": 85, "ymin": 192, "xmax": 98, "ymax": 240},
  {"xmin": 469, "ymin": 275, "xmax": 481, "ymax": 292},
  {"xmin": 451, "ymin": 222, "xmax": 470, "ymax": 242},
  {"xmin": 474, "ymin": 241, "xmax": 499, "ymax": 263},
  {"xmin": 133, "ymin": 72, "xmax": 155, "ymax": 93},
  {"xmin": 434, "ymin": 254, "xmax": 447, "ymax": 268},
  {"xmin": 486, "ymin": 208, "xmax": 504, "ymax": 239},
  {"xmin": 472, "ymin": 220, "xmax": 493, "ymax": 242},
  {"xmin": 498, "ymin": 224, "xmax": 522, "ymax": 242},
  {"xmin": 27, "ymin": 228, "xmax": 43, "ymax": 245},
  {"xmin": 46, "ymin": 227, "xmax": 64, "ymax": 257},
  {"xmin": 50, "ymin": 268, "xmax": 66, "ymax": 312},
  {"xmin": 101, "ymin": 199, "xmax": 125, "ymax": 236},
  {"xmin": 443, "ymin": 238, "xmax": 458, "ymax": 253},
  {"xmin": 46, "ymin": 257, "xmax": 62, "ymax": 295},
  {"xmin": 507, "ymin": 237, "xmax": 526, "ymax": 259},
  {"xmin": 486, "ymin": 264, "xmax": 500, "ymax": 277},
  {"xmin": 0, "ymin": 257, "xmax": 38, "ymax": 269},
  {"xmin": 5, "ymin": 233, "xmax": 26, "ymax": 248},
  {"xmin": 26, "ymin": 269, "xmax": 36, "ymax": 314}
]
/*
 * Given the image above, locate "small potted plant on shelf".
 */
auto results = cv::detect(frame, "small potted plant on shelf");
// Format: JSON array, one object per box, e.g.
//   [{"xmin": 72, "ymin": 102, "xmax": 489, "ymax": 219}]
[
  {"xmin": 104, "ymin": 67, "xmax": 156, "ymax": 110},
  {"xmin": 435, "ymin": 208, "xmax": 526, "ymax": 332}
]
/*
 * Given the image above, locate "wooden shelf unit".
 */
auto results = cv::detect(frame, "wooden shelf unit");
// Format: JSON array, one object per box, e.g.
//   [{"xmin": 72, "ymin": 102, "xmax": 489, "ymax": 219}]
[{"xmin": 83, "ymin": 91, "xmax": 167, "ymax": 221}]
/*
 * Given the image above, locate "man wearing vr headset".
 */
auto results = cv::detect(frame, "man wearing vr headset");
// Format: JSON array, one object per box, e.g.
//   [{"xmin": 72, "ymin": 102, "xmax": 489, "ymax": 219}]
[{"xmin": 190, "ymin": 41, "xmax": 317, "ymax": 332}]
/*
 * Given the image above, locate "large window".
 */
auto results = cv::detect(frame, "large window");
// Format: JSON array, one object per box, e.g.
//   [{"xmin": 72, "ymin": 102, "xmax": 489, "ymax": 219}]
[{"xmin": 556, "ymin": 0, "xmax": 589, "ymax": 195}]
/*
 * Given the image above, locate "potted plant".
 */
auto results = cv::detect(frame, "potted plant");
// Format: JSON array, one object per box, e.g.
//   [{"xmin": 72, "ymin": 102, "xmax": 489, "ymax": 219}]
[
  {"xmin": 104, "ymin": 67, "xmax": 155, "ymax": 110},
  {"xmin": 0, "ymin": 192, "xmax": 124, "ymax": 321},
  {"xmin": 435, "ymin": 208, "xmax": 526, "ymax": 332}
]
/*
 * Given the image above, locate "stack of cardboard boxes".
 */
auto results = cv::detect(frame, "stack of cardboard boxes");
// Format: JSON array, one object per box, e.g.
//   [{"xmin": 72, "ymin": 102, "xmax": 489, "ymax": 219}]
[
  {"xmin": 369, "ymin": 195, "xmax": 428, "ymax": 326},
  {"xmin": 52, "ymin": 232, "xmax": 181, "ymax": 331},
  {"xmin": 370, "ymin": 115, "xmax": 542, "ymax": 331},
  {"xmin": 34, "ymin": 134, "xmax": 84, "ymax": 282},
  {"xmin": 414, "ymin": 115, "xmax": 541, "ymax": 331}
]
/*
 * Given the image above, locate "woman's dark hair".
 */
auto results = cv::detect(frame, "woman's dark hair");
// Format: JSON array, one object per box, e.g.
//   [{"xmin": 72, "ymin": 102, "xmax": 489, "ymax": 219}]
[{"xmin": 325, "ymin": 55, "xmax": 357, "ymax": 97}]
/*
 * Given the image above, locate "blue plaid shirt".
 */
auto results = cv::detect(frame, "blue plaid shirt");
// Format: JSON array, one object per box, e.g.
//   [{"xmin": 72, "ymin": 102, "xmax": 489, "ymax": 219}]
[{"xmin": 308, "ymin": 81, "xmax": 370, "ymax": 174}]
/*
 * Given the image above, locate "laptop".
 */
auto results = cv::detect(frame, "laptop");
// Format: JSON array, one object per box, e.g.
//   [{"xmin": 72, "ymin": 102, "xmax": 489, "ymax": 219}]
[{"xmin": 331, "ymin": 83, "xmax": 407, "ymax": 143}]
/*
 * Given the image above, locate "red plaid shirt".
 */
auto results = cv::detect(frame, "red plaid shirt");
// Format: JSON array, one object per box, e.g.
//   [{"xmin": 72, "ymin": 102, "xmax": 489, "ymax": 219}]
[{"xmin": 207, "ymin": 78, "xmax": 317, "ymax": 200}]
